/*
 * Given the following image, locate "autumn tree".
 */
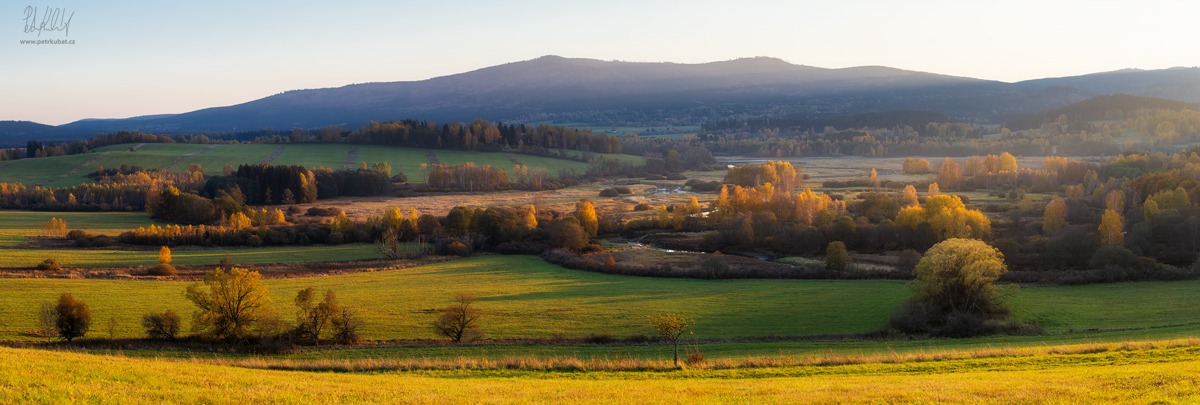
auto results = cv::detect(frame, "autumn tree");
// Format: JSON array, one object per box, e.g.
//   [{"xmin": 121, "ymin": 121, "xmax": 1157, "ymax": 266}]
[
  {"xmin": 869, "ymin": 168, "xmax": 879, "ymax": 188},
  {"xmin": 928, "ymin": 182, "xmax": 940, "ymax": 196},
  {"xmin": 54, "ymin": 293, "xmax": 91, "ymax": 342},
  {"xmin": 184, "ymin": 267, "xmax": 273, "ymax": 340},
  {"xmin": 825, "ymin": 241, "xmax": 850, "ymax": 273},
  {"xmin": 900, "ymin": 185, "xmax": 919, "ymax": 207},
  {"xmin": 892, "ymin": 238, "xmax": 1009, "ymax": 336},
  {"xmin": 936, "ymin": 158, "xmax": 961, "ymax": 189},
  {"xmin": 1099, "ymin": 210, "xmax": 1124, "ymax": 247},
  {"xmin": 648, "ymin": 313, "xmax": 695, "ymax": 367},
  {"xmin": 903, "ymin": 158, "xmax": 931, "ymax": 174},
  {"xmin": 575, "ymin": 199, "xmax": 599, "ymax": 237},
  {"xmin": 701, "ymin": 253, "xmax": 729, "ymax": 279},
  {"xmin": 1105, "ymin": 190, "xmax": 1125, "ymax": 214},
  {"xmin": 158, "ymin": 246, "xmax": 171, "ymax": 264},
  {"xmin": 432, "ymin": 293, "xmax": 483, "ymax": 343},
  {"xmin": 1043, "ymin": 198, "xmax": 1067, "ymax": 235}
]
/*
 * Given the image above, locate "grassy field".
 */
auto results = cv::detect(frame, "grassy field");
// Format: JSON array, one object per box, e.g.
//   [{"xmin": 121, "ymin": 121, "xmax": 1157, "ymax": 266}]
[
  {"xmin": 2, "ymin": 255, "xmax": 1200, "ymax": 344},
  {"xmin": 3, "ymin": 342, "xmax": 1199, "ymax": 403},
  {"xmin": 0, "ymin": 153, "xmax": 96, "ymax": 186},
  {"xmin": 0, "ymin": 211, "xmax": 161, "ymax": 246},
  {"xmin": 0, "ymin": 143, "xmax": 634, "ymax": 186},
  {"xmin": 0, "ymin": 243, "xmax": 386, "ymax": 268}
]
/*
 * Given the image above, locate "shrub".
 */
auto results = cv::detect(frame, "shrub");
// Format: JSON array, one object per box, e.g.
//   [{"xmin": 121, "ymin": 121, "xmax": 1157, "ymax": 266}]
[
  {"xmin": 665, "ymin": 173, "xmax": 687, "ymax": 180},
  {"xmin": 142, "ymin": 310, "xmax": 181, "ymax": 340},
  {"xmin": 446, "ymin": 241, "xmax": 472, "ymax": 257},
  {"xmin": 306, "ymin": 207, "xmax": 341, "ymax": 217},
  {"xmin": 36, "ymin": 258, "xmax": 61, "ymax": 272},
  {"xmin": 75, "ymin": 238, "xmax": 93, "ymax": 248},
  {"xmin": 684, "ymin": 179, "xmax": 703, "ymax": 187},
  {"xmin": 689, "ymin": 181, "xmax": 723, "ymax": 192},
  {"xmin": 584, "ymin": 333, "xmax": 617, "ymax": 344},
  {"xmin": 1089, "ymin": 246, "xmax": 1137, "ymax": 269},
  {"xmin": 598, "ymin": 188, "xmax": 619, "ymax": 197},
  {"xmin": 330, "ymin": 308, "xmax": 362, "ymax": 345},
  {"xmin": 91, "ymin": 236, "xmax": 112, "ymax": 247},
  {"xmin": 246, "ymin": 235, "xmax": 263, "ymax": 247},
  {"xmin": 148, "ymin": 263, "xmax": 177, "ymax": 276},
  {"xmin": 613, "ymin": 186, "xmax": 633, "ymax": 194},
  {"xmin": 896, "ymin": 249, "xmax": 921, "ymax": 276},
  {"xmin": 54, "ymin": 293, "xmax": 90, "ymax": 342},
  {"xmin": 645, "ymin": 174, "xmax": 665, "ymax": 180},
  {"xmin": 65, "ymin": 230, "xmax": 91, "ymax": 240},
  {"xmin": 634, "ymin": 203, "xmax": 653, "ymax": 211}
]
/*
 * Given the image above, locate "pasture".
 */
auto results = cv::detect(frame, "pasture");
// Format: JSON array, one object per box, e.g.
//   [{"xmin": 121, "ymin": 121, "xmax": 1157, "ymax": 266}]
[
  {"xmin": 2, "ymin": 255, "xmax": 1200, "ymax": 344},
  {"xmin": 2, "ymin": 339, "xmax": 1199, "ymax": 403},
  {"xmin": 0, "ymin": 143, "xmax": 639, "ymax": 186}
]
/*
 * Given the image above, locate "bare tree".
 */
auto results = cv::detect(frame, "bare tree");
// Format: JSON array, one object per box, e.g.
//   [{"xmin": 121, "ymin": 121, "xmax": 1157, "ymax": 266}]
[
  {"xmin": 330, "ymin": 308, "xmax": 362, "ymax": 345},
  {"xmin": 375, "ymin": 228, "xmax": 404, "ymax": 259},
  {"xmin": 36, "ymin": 302, "xmax": 56, "ymax": 342},
  {"xmin": 142, "ymin": 310, "xmax": 181, "ymax": 340},
  {"xmin": 432, "ymin": 293, "xmax": 483, "ymax": 343},
  {"xmin": 649, "ymin": 313, "xmax": 695, "ymax": 367},
  {"xmin": 295, "ymin": 288, "xmax": 339, "ymax": 344}
]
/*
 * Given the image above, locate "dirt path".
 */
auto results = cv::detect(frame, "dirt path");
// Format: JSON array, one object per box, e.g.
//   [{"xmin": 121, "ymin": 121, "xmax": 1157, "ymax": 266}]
[
  {"xmin": 260, "ymin": 145, "xmax": 286, "ymax": 165},
  {"xmin": 344, "ymin": 146, "xmax": 358, "ymax": 170},
  {"xmin": 427, "ymin": 152, "xmax": 440, "ymax": 165},
  {"xmin": 507, "ymin": 155, "xmax": 524, "ymax": 166},
  {"xmin": 34, "ymin": 151, "xmax": 112, "ymax": 186},
  {"xmin": 0, "ymin": 160, "xmax": 18, "ymax": 171},
  {"xmin": 128, "ymin": 143, "xmax": 147, "ymax": 151},
  {"xmin": 161, "ymin": 145, "xmax": 219, "ymax": 172}
]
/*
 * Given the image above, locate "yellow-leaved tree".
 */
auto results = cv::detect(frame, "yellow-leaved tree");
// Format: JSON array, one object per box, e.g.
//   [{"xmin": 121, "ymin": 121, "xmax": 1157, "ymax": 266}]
[
  {"xmin": 891, "ymin": 238, "xmax": 1010, "ymax": 335},
  {"xmin": 894, "ymin": 195, "xmax": 990, "ymax": 241},
  {"xmin": 1099, "ymin": 209, "xmax": 1124, "ymax": 247},
  {"xmin": 184, "ymin": 267, "xmax": 273, "ymax": 340},
  {"xmin": 574, "ymin": 199, "xmax": 598, "ymax": 237},
  {"xmin": 1043, "ymin": 198, "xmax": 1067, "ymax": 235},
  {"xmin": 158, "ymin": 246, "xmax": 171, "ymax": 265},
  {"xmin": 900, "ymin": 185, "xmax": 919, "ymax": 207}
]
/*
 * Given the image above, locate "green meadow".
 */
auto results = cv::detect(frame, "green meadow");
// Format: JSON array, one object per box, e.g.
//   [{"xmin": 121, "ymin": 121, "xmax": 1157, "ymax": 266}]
[{"xmin": 2, "ymin": 255, "xmax": 1200, "ymax": 345}]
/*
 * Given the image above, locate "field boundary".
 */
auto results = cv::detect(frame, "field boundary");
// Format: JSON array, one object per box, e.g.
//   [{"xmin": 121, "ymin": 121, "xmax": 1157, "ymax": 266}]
[
  {"xmin": 128, "ymin": 143, "xmax": 147, "ymax": 151},
  {"xmin": 344, "ymin": 146, "xmax": 358, "ymax": 170},
  {"xmin": 260, "ymin": 145, "xmax": 286, "ymax": 165},
  {"xmin": 34, "ymin": 151, "xmax": 112, "ymax": 186},
  {"xmin": 162, "ymin": 145, "xmax": 219, "ymax": 171}
]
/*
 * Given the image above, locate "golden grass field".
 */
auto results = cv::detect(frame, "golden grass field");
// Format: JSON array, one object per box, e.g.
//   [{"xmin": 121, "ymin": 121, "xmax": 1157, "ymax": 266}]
[{"xmin": 3, "ymin": 340, "xmax": 1199, "ymax": 404}]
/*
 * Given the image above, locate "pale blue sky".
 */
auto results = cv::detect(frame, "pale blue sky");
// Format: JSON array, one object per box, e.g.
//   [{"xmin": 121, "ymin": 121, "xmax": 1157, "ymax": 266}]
[{"xmin": 4, "ymin": 0, "xmax": 1199, "ymax": 125}]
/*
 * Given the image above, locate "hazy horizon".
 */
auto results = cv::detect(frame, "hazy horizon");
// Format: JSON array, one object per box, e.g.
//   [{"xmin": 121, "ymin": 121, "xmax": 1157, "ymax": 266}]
[{"xmin": 5, "ymin": 0, "xmax": 1200, "ymax": 125}]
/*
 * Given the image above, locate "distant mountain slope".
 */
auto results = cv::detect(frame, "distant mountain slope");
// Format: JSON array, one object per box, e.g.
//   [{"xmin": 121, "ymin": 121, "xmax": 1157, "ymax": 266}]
[
  {"xmin": 46, "ymin": 57, "xmax": 1200, "ymax": 135},
  {"xmin": 1014, "ymin": 67, "xmax": 1200, "ymax": 101},
  {"xmin": 1003, "ymin": 94, "xmax": 1200, "ymax": 130},
  {"xmin": 0, "ymin": 121, "xmax": 97, "ymax": 146},
  {"xmin": 60, "ymin": 56, "xmax": 1008, "ymax": 132}
]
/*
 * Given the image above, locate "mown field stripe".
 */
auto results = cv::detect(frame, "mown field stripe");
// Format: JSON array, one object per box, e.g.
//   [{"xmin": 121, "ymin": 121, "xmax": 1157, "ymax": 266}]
[
  {"xmin": 161, "ymin": 144, "xmax": 219, "ymax": 171},
  {"xmin": 33, "ymin": 151, "xmax": 111, "ymax": 186}
]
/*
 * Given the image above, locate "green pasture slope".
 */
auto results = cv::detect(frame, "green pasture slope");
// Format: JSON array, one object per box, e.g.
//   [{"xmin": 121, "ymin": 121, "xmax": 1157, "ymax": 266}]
[
  {"xmin": 0, "ymin": 143, "xmax": 642, "ymax": 186},
  {"xmin": 2, "ymin": 255, "xmax": 1199, "ymax": 346}
]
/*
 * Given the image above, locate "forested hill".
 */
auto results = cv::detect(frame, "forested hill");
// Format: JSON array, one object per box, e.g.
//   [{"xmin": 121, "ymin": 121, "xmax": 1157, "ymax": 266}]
[
  {"xmin": 1003, "ymin": 94, "xmax": 1200, "ymax": 130},
  {"xmin": 0, "ymin": 121, "xmax": 97, "ymax": 146},
  {"xmin": 60, "ymin": 56, "xmax": 1004, "ymax": 133}
]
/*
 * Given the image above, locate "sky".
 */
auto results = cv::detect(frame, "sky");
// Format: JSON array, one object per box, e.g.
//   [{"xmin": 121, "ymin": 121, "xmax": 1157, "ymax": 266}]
[{"xmin": 4, "ymin": 0, "xmax": 1200, "ymax": 125}]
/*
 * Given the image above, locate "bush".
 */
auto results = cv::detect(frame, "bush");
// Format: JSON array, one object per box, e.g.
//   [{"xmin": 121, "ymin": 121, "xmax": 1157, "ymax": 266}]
[
  {"xmin": 75, "ymin": 238, "xmax": 93, "ymax": 248},
  {"xmin": 645, "ymin": 174, "xmax": 665, "ymax": 180},
  {"xmin": 91, "ymin": 236, "xmax": 112, "ymax": 247},
  {"xmin": 613, "ymin": 186, "xmax": 633, "ymax": 194},
  {"xmin": 446, "ymin": 241, "xmax": 472, "ymax": 257},
  {"xmin": 896, "ymin": 249, "xmax": 921, "ymax": 276},
  {"xmin": 689, "ymin": 181, "xmax": 723, "ymax": 192},
  {"xmin": 246, "ymin": 235, "xmax": 263, "ymax": 247},
  {"xmin": 584, "ymin": 333, "xmax": 617, "ymax": 344},
  {"xmin": 148, "ymin": 263, "xmax": 177, "ymax": 276},
  {"xmin": 306, "ymin": 207, "xmax": 342, "ymax": 217},
  {"xmin": 55, "ymin": 293, "xmax": 91, "ymax": 342},
  {"xmin": 598, "ymin": 188, "xmax": 619, "ymax": 197},
  {"xmin": 665, "ymin": 173, "xmax": 687, "ymax": 180},
  {"xmin": 65, "ymin": 230, "xmax": 91, "ymax": 240},
  {"xmin": 36, "ymin": 258, "xmax": 61, "ymax": 272},
  {"xmin": 142, "ymin": 310, "xmax": 181, "ymax": 340},
  {"xmin": 634, "ymin": 203, "xmax": 653, "ymax": 211},
  {"xmin": 1089, "ymin": 246, "xmax": 1137, "ymax": 269},
  {"xmin": 684, "ymin": 179, "xmax": 703, "ymax": 187}
]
